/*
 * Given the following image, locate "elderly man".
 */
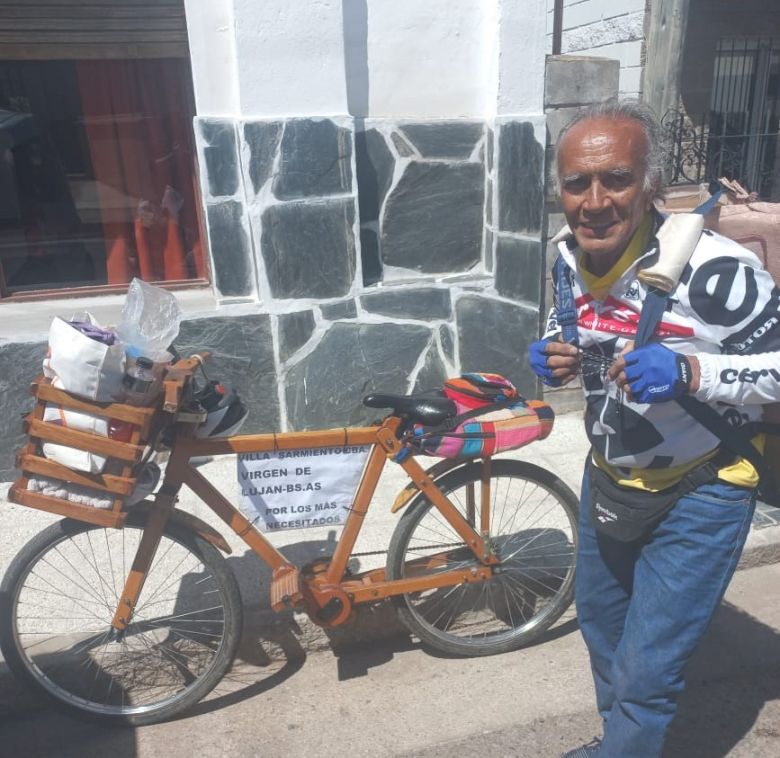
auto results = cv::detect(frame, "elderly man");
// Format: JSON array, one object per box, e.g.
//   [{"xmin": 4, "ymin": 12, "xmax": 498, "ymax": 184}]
[{"xmin": 529, "ymin": 101, "xmax": 780, "ymax": 757}]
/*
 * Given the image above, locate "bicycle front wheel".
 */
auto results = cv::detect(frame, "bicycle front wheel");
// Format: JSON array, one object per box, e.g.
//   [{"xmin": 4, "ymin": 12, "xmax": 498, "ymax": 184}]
[
  {"xmin": 0, "ymin": 514, "xmax": 242, "ymax": 725},
  {"xmin": 386, "ymin": 459, "xmax": 578, "ymax": 656}
]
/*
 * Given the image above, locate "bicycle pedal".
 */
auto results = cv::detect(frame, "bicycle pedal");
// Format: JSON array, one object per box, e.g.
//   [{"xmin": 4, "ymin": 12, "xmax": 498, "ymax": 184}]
[{"xmin": 270, "ymin": 566, "xmax": 303, "ymax": 612}]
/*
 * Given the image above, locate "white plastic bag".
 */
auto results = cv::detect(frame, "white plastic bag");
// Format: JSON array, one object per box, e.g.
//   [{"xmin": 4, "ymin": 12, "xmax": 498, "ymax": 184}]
[
  {"xmin": 41, "ymin": 403, "xmax": 108, "ymax": 474},
  {"xmin": 116, "ymin": 278, "xmax": 182, "ymax": 362},
  {"xmin": 42, "ymin": 315, "xmax": 125, "ymax": 401}
]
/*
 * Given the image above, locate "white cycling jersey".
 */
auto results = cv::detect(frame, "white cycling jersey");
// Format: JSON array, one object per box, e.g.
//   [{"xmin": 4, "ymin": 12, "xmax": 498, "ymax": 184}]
[{"xmin": 545, "ymin": 220, "xmax": 780, "ymax": 471}]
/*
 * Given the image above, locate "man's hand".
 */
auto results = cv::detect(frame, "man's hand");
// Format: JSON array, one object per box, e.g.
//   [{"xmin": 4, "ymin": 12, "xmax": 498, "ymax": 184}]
[
  {"xmin": 608, "ymin": 343, "xmax": 700, "ymax": 403},
  {"xmin": 528, "ymin": 337, "xmax": 580, "ymax": 387}
]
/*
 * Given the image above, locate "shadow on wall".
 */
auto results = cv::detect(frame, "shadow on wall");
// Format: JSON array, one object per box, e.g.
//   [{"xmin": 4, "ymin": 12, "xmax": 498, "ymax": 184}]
[
  {"xmin": 342, "ymin": 0, "xmax": 376, "ymax": 285},
  {"xmin": 342, "ymin": 0, "xmax": 370, "ymax": 119}
]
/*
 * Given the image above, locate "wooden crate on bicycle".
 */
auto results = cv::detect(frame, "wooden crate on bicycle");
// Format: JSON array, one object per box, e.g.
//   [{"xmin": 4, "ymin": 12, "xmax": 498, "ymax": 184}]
[{"xmin": 9, "ymin": 376, "xmax": 162, "ymax": 529}]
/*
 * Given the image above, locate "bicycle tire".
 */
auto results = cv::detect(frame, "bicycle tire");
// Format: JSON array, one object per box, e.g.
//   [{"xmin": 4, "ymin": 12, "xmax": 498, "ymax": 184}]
[
  {"xmin": 386, "ymin": 459, "xmax": 578, "ymax": 656},
  {"xmin": 0, "ymin": 512, "xmax": 242, "ymax": 726}
]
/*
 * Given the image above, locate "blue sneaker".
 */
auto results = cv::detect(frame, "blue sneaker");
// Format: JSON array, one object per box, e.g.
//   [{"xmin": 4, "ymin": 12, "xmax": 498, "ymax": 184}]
[{"xmin": 561, "ymin": 737, "xmax": 601, "ymax": 757}]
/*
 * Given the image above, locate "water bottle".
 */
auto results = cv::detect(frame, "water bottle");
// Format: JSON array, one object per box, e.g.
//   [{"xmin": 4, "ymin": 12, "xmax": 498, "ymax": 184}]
[{"xmin": 123, "ymin": 354, "xmax": 155, "ymax": 406}]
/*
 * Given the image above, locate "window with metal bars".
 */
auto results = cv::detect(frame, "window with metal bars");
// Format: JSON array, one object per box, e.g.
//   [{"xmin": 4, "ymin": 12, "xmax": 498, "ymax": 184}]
[
  {"xmin": 707, "ymin": 37, "xmax": 780, "ymax": 200},
  {"xmin": 664, "ymin": 36, "xmax": 780, "ymax": 200}
]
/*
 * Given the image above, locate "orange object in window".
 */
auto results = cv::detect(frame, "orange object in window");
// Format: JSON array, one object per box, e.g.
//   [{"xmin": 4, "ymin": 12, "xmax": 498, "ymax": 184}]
[{"xmin": 77, "ymin": 59, "xmax": 201, "ymax": 287}]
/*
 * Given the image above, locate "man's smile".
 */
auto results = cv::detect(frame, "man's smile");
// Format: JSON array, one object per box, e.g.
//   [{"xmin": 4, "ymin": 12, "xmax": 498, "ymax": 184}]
[{"xmin": 579, "ymin": 221, "xmax": 617, "ymax": 237}]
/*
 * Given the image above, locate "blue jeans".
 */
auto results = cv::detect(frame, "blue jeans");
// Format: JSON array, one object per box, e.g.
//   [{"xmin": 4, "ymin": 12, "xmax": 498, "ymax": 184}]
[{"xmin": 577, "ymin": 463, "xmax": 756, "ymax": 757}]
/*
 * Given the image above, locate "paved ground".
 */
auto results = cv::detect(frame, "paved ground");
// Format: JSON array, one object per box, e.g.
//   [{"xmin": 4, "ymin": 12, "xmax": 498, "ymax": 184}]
[
  {"xmin": 1, "ymin": 562, "xmax": 780, "ymax": 757},
  {"xmin": 2, "ymin": 410, "xmax": 780, "ymax": 756}
]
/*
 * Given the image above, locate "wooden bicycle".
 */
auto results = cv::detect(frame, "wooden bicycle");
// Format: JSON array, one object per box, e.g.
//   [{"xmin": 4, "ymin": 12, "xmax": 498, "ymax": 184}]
[{"xmin": 0, "ymin": 353, "xmax": 578, "ymax": 725}]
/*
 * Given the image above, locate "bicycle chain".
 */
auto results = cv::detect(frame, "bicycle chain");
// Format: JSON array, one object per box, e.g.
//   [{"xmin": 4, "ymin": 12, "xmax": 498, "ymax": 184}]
[
  {"xmin": 349, "ymin": 541, "xmax": 464, "ymax": 559},
  {"xmin": 349, "ymin": 548, "xmax": 389, "ymax": 557}
]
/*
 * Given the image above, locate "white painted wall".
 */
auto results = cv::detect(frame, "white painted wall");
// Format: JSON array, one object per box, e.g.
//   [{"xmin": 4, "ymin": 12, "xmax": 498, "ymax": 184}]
[
  {"xmin": 546, "ymin": 0, "xmax": 647, "ymax": 99},
  {"xmin": 185, "ymin": 0, "xmax": 550, "ymax": 119},
  {"xmin": 233, "ymin": 0, "xmax": 349, "ymax": 117},
  {"xmin": 496, "ymin": 0, "xmax": 548, "ymax": 115},
  {"xmin": 183, "ymin": 0, "xmax": 240, "ymax": 116},
  {"xmin": 365, "ymin": 0, "xmax": 492, "ymax": 118}
]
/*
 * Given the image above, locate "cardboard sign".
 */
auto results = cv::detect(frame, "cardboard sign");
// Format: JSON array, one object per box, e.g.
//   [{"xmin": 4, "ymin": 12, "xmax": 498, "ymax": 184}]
[{"xmin": 237, "ymin": 445, "xmax": 370, "ymax": 532}]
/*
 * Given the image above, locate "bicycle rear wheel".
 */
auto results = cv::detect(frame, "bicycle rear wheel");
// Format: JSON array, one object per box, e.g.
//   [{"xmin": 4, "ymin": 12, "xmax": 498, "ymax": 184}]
[
  {"xmin": 386, "ymin": 459, "xmax": 578, "ymax": 656},
  {"xmin": 0, "ymin": 513, "xmax": 242, "ymax": 725}
]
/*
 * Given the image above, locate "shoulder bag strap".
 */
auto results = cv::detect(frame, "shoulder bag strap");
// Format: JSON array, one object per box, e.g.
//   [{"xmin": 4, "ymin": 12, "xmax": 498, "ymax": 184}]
[{"xmin": 676, "ymin": 393, "xmax": 778, "ymax": 498}]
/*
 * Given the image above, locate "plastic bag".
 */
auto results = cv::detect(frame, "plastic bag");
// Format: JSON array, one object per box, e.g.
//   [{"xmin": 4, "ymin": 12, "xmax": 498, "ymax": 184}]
[
  {"xmin": 41, "ymin": 402, "xmax": 108, "ymax": 473},
  {"xmin": 116, "ymin": 278, "xmax": 182, "ymax": 362},
  {"xmin": 42, "ymin": 314, "xmax": 126, "ymax": 401}
]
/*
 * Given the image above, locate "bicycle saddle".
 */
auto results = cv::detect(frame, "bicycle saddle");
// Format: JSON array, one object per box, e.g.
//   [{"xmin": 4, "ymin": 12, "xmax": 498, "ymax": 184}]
[{"xmin": 363, "ymin": 393, "xmax": 455, "ymax": 427}]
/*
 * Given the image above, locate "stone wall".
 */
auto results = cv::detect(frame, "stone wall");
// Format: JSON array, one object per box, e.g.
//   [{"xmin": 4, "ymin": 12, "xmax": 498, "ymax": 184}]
[
  {"xmin": 546, "ymin": 0, "xmax": 646, "ymax": 99},
  {"xmin": 0, "ymin": 114, "xmax": 546, "ymax": 479},
  {"xmin": 196, "ymin": 114, "xmax": 544, "ymax": 432}
]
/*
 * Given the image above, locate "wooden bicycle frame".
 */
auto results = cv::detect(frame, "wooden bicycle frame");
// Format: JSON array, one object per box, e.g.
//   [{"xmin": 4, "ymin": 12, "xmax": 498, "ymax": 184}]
[{"xmin": 110, "ymin": 416, "xmax": 499, "ymax": 632}]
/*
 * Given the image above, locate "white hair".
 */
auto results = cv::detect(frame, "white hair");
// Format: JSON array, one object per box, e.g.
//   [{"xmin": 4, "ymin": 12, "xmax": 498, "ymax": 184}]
[{"xmin": 555, "ymin": 100, "xmax": 667, "ymax": 200}]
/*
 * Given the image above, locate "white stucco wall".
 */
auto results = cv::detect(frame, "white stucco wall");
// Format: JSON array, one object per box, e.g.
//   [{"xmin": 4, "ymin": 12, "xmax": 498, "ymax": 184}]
[
  {"xmin": 546, "ymin": 0, "xmax": 647, "ymax": 99},
  {"xmin": 497, "ymin": 0, "xmax": 548, "ymax": 115},
  {"xmin": 232, "ymin": 0, "xmax": 349, "ymax": 117},
  {"xmin": 365, "ymin": 0, "xmax": 491, "ymax": 118},
  {"xmin": 184, "ymin": 0, "xmax": 549, "ymax": 120},
  {"xmin": 183, "ymin": 0, "xmax": 240, "ymax": 116}
]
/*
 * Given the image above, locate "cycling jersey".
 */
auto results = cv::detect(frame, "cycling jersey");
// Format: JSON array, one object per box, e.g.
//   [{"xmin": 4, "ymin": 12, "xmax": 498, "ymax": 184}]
[{"xmin": 545, "ymin": 216, "xmax": 780, "ymax": 475}]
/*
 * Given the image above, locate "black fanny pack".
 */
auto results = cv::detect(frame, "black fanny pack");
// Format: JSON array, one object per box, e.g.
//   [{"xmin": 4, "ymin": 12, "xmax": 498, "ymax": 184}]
[{"xmin": 588, "ymin": 451, "xmax": 732, "ymax": 542}]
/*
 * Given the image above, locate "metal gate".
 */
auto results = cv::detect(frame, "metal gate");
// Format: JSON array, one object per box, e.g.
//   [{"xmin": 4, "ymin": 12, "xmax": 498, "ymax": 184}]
[{"xmin": 663, "ymin": 36, "xmax": 780, "ymax": 200}]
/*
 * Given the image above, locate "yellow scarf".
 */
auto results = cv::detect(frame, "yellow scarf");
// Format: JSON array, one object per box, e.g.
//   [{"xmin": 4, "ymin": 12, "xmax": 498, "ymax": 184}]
[{"xmin": 578, "ymin": 213, "xmax": 652, "ymax": 301}]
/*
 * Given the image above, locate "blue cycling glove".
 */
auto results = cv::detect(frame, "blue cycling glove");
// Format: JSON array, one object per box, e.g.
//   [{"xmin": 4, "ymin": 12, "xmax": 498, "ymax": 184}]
[
  {"xmin": 623, "ymin": 343, "xmax": 692, "ymax": 403},
  {"xmin": 528, "ymin": 338, "xmax": 562, "ymax": 387}
]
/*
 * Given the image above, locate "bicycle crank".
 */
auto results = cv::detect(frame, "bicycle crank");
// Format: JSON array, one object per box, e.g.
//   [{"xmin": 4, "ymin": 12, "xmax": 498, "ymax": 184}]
[{"xmin": 303, "ymin": 580, "xmax": 353, "ymax": 627}]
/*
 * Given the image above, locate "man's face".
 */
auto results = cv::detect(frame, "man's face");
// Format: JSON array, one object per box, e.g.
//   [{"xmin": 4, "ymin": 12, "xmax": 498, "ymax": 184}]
[{"xmin": 557, "ymin": 117, "xmax": 655, "ymax": 265}]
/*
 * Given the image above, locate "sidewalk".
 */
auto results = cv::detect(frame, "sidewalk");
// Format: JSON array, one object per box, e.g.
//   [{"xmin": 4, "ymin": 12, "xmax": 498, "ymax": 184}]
[
  {"xmin": 2, "ymin": 410, "xmax": 780, "ymax": 660},
  {"xmin": 3, "ymin": 550, "xmax": 780, "ymax": 757}
]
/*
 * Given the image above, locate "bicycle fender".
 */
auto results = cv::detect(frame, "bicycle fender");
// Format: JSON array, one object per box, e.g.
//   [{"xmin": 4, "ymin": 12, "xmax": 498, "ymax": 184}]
[
  {"xmin": 391, "ymin": 458, "xmax": 470, "ymax": 513},
  {"xmin": 130, "ymin": 503, "xmax": 233, "ymax": 554}
]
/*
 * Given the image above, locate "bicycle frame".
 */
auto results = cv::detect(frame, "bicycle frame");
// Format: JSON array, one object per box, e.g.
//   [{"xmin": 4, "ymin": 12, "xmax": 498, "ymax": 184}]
[{"xmin": 110, "ymin": 415, "xmax": 498, "ymax": 632}]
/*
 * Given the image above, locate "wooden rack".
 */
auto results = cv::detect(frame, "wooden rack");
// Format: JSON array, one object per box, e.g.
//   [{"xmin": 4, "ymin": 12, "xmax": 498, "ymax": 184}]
[
  {"xmin": 9, "ymin": 378, "xmax": 162, "ymax": 529},
  {"xmin": 9, "ymin": 353, "xmax": 206, "ymax": 528}
]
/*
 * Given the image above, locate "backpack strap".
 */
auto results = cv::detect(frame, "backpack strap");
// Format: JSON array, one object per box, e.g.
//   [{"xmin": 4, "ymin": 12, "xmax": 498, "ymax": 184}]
[
  {"xmin": 634, "ymin": 288, "xmax": 668, "ymax": 348},
  {"xmin": 636, "ymin": 212, "xmax": 706, "ymax": 343},
  {"xmin": 692, "ymin": 188, "xmax": 723, "ymax": 217},
  {"xmin": 555, "ymin": 254, "xmax": 579, "ymax": 346},
  {"xmin": 618, "ymin": 207, "xmax": 778, "ymax": 497}
]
